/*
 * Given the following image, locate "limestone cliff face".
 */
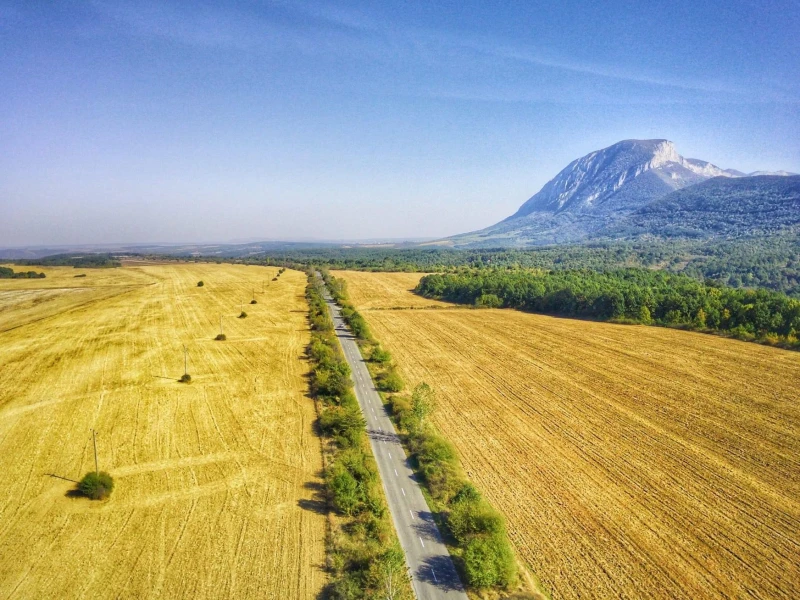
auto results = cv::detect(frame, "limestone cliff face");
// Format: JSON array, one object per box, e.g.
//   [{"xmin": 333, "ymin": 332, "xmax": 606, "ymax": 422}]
[{"xmin": 509, "ymin": 139, "xmax": 737, "ymax": 219}]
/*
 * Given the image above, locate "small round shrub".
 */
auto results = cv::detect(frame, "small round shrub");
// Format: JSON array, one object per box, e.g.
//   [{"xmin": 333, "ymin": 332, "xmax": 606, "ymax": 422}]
[
  {"xmin": 197, "ymin": 281, "xmax": 204, "ymax": 287},
  {"xmin": 215, "ymin": 334, "xmax": 227, "ymax": 341},
  {"xmin": 239, "ymin": 311, "xmax": 248, "ymax": 319},
  {"xmin": 250, "ymin": 299, "xmax": 257, "ymax": 304},
  {"xmin": 463, "ymin": 534, "xmax": 517, "ymax": 588},
  {"xmin": 452, "ymin": 482, "xmax": 481, "ymax": 504},
  {"xmin": 377, "ymin": 368, "xmax": 404, "ymax": 392},
  {"xmin": 179, "ymin": 373, "xmax": 192, "ymax": 383},
  {"xmin": 78, "ymin": 471, "xmax": 114, "ymax": 500},
  {"xmin": 371, "ymin": 347, "xmax": 392, "ymax": 364},
  {"xmin": 272, "ymin": 277, "xmax": 278, "ymax": 281}
]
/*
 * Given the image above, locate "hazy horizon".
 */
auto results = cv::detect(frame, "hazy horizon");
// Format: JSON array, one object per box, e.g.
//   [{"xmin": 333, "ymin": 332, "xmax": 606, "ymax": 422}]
[{"xmin": 2, "ymin": 1, "xmax": 799, "ymax": 246}]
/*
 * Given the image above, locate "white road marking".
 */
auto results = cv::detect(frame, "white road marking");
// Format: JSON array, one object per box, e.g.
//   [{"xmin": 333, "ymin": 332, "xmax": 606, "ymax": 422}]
[{"xmin": 325, "ymin": 293, "xmax": 467, "ymax": 596}]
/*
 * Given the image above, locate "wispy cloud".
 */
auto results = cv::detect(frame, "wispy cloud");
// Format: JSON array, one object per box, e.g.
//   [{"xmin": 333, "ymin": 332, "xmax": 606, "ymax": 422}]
[{"xmin": 85, "ymin": 1, "xmax": 796, "ymax": 103}]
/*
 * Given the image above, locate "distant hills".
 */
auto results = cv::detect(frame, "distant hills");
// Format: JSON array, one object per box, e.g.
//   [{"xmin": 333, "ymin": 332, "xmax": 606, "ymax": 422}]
[{"xmin": 445, "ymin": 139, "xmax": 798, "ymax": 247}]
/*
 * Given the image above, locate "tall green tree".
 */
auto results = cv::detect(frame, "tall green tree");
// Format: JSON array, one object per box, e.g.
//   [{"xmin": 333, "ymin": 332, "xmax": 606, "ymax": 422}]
[{"xmin": 412, "ymin": 382, "xmax": 436, "ymax": 430}]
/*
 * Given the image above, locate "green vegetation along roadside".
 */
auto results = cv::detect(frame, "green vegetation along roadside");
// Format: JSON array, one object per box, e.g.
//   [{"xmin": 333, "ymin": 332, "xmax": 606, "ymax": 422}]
[
  {"xmin": 321, "ymin": 270, "xmax": 542, "ymax": 598},
  {"xmin": 305, "ymin": 272, "xmax": 412, "ymax": 600},
  {"xmin": 416, "ymin": 268, "xmax": 800, "ymax": 351}
]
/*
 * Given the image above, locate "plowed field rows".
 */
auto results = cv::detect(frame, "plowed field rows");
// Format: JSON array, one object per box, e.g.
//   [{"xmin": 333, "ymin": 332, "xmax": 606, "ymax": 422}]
[
  {"xmin": 0, "ymin": 264, "xmax": 325, "ymax": 599},
  {"xmin": 336, "ymin": 270, "xmax": 800, "ymax": 600}
]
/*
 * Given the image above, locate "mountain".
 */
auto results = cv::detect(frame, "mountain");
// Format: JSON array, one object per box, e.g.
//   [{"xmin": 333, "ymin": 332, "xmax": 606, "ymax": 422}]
[
  {"xmin": 444, "ymin": 139, "xmax": 794, "ymax": 247},
  {"xmin": 599, "ymin": 174, "xmax": 800, "ymax": 240},
  {"xmin": 510, "ymin": 139, "xmax": 740, "ymax": 219}
]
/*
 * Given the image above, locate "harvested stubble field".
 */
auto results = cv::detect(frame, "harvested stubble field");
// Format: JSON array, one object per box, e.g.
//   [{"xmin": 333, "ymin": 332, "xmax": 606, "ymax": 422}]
[
  {"xmin": 336, "ymin": 270, "xmax": 800, "ymax": 600},
  {"xmin": 0, "ymin": 263, "xmax": 325, "ymax": 599}
]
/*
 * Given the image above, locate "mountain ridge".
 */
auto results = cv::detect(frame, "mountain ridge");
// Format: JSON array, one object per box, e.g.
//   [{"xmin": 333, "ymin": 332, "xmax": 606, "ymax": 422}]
[
  {"xmin": 445, "ymin": 139, "xmax": 796, "ymax": 247},
  {"xmin": 600, "ymin": 174, "xmax": 800, "ymax": 240}
]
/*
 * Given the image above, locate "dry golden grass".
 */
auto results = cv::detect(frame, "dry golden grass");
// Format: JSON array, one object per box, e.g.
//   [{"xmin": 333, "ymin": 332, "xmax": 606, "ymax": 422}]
[
  {"xmin": 336, "ymin": 270, "xmax": 451, "ymax": 310},
  {"xmin": 0, "ymin": 264, "xmax": 326, "ymax": 599},
  {"xmin": 337, "ymin": 271, "xmax": 800, "ymax": 600}
]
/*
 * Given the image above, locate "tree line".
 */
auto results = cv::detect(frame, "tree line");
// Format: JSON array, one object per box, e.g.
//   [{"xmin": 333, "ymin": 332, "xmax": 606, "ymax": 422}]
[
  {"xmin": 250, "ymin": 233, "xmax": 800, "ymax": 299},
  {"xmin": 416, "ymin": 268, "xmax": 800, "ymax": 349},
  {"xmin": 0, "ymin": 266, "xmax": 45, "ymax": 279},
  {"xmin": 305, "ymin": 273, "xmax": 410, "ymax": 599},
  {"xmin": 14, "ymin": 253, "xmax": 121, "ymax": 268}
]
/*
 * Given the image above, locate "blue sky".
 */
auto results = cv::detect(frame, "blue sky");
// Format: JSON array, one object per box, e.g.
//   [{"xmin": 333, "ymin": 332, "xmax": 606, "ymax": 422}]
[{"xmin": 1, "ymin": 0, "xmax": 799, "ymax": 245}]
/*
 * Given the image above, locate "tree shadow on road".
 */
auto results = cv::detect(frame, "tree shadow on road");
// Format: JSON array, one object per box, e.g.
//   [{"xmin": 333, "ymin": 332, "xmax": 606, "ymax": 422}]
[
  {"xmin": 410, "ymin": 510, "xmax": 443, "ymax": 543},
  {"xmin": 415, "ymin": 554, "xmax": 466, "ymax": 592},
  {"xmin": 367, "ymin": 427, "xmax": 401, "ymax": 444}
]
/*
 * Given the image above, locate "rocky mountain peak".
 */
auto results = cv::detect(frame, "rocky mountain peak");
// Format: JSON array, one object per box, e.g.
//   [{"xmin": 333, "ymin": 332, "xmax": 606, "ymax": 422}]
[{"xmin": 508, "ymin": 139, "xmax": 735, "ymax": 220}]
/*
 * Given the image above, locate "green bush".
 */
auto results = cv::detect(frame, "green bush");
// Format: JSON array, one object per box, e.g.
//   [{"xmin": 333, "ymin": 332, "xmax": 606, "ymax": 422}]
[
  {"xmin": 215, "ymin": 334, "xmax": 227, "ymax": 341},
  {"xmin": 77, "ymin": 471, "xmax": 114, "ymax": 500},
  {"xmin": 452, "ymin": 482, "xmax": 481, "ymax": 504},
  {"xmin": 250, "ymin": 299, "xmax": 257, "ymax": 304},
  {"xmin": 411, "ymin": 431, "xmax": 463, "ymax": 500},
  {"xmin": 326, "ymin": 448, "xmax": 381, "ymax": 518},
  {"xmin": 179, "ymin": 373, "xmax": 192, "ymax": 383},
  {"xmin": 197, "ymin": 281, "xmax": 204, "ymax": 287},
  {"xmin": 475, "ymin": 293, "xmax": 503, "ymax": 308},
  {"xmin": 239, "ymin": 311, "xmax": 247, "ymax": 318},
  {"xmin": 376, "ymin": 368, "xmax": 404, "ymax": 392},
  {"xmin": 329, "ymin": 465, "xmax": 360, "ymax": 516},
  {"xmin": 463, "ymin": 534, "xmax": 517, "ymax": 588},
  {"xmin": 370, "ymin": 346, "xmax": 392, "ymax": 364},
  {"xmin": 447, "ymin": 500, "xmax": 506, "ymax": 543},
  {"xmin": 312, "ymin": 364, "xmax": 353, "ymax": 400},
  {"xmin": 388, "ymin": 394, "xmax": 411, "ymax": 415},
  {"xmin": 319, "ymin": 405, "xmax": 365, "ymax": 448}
]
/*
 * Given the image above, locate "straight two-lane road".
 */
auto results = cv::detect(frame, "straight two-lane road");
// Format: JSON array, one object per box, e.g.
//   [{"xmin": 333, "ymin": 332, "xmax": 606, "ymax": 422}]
[{"xmin": 322, "ymin": 287, "xmax": 467, "ymax": 599}]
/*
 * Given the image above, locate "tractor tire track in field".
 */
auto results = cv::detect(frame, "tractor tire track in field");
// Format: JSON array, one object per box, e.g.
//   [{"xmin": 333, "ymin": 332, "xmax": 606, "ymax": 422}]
[
  {"xmin": 337, "ymin": 270, "xmax": 800, "ymax": 600},
  {"xmin": 0, "ymin": 264, "xmax": 327, "ymax": 599}
]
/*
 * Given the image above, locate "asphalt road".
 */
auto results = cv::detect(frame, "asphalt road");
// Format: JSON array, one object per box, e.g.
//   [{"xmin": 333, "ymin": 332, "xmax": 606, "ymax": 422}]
[{"xmin": 322, "ymin": 289, "xmax": 468, "ymax": 600}]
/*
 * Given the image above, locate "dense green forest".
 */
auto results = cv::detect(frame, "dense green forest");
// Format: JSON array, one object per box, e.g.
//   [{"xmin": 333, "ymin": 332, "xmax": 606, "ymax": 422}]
[
  {"xmin": 14, "ymin": 253, "xmax": 121, "ymax": 268},
  {"xmin": 602, "ymin": 175, "xmax": 800, "ymax": 240},
  {"xmin": 252, "ymin": 234, "xmax": 800, "ymax": 298},
  {"xmin": 416, "ymin": 268, "xmax": 800, "ymax": 349},
  {"xmin": 0, "ymin": 266, "xmax": 45, "ymax": 279}
]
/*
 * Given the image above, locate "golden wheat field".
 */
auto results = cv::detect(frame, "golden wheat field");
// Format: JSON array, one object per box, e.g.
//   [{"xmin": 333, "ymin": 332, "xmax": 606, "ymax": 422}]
[
  {"xmin": 0, "ymin": 263, "xmax": 325, "ymax": 599},
  {"xmin": 336, "ymin": 270, "xmax": 800, "ymax": 600}
]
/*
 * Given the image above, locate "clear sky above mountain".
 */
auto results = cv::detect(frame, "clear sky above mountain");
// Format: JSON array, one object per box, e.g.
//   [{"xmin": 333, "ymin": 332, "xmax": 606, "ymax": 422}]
[{"xmin": 1, "ymin": 0, "xmax": 799, "ymax": 245}]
